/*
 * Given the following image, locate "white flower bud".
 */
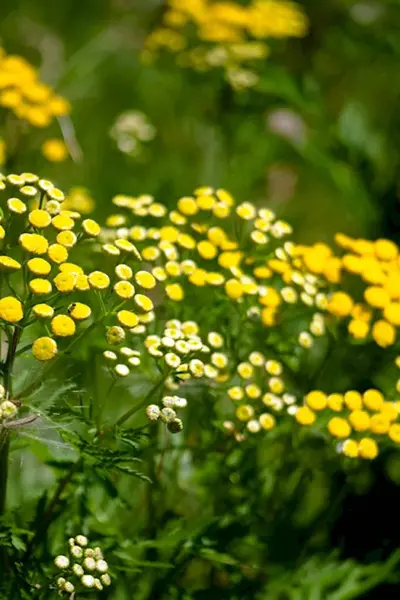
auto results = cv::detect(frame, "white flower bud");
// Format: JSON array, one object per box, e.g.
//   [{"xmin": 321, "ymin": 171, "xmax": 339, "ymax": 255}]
[
  {"xmin": 0, "ymin": 400, "xmax": 17, "ymax": 419},
  {"xmin": 100, "ymin": 573, "xmax": 111, "ymax": 586},
  {"xmin": 145, "ymin": 404, "xmax": 160, "ymax": 421},
  {"xmin": 115, "ymin": 364, "xmax": 130, "ymax": 377},
  {"xmin": 96, "ymin": 559, "xmax": 108, "ymax": 573},
  {"xmin": 57, "ymin": 577, "xmax": 66, "ymax": 588},
  {"xmin": 75, "ymin": 535, "xmax": 88, "ymax": 547},
  {"xmin": 81, "ymin": 574, "xmax": 95, "ymax": 588},
  {"xmin": 94, "ymin": 578, "xmax": 104, "ymax": 590},
  {"xmin": 54, "ymin": 555, "xmax": 70, "ymax": 569},
  {"xmin": 70, "ymin": 545, "xmax": 83, "ymax": 558},
  {"xmin": 63, "ymin": 581, "xmax": 75, "ymax": 593},
  {"xmin": 160, "ymin": 407, "xmax": 176, "ymax": 423},
  {"xmin": 83, "ymin": 557, "xmax": 96, "ymax": 571},
  {"xmin": 103, "ymin": 350, "xmax": 117, "ymax": 361},
  {"xmin": 72, "ymin": 563, "xmax": 84, "ymax": 577}
]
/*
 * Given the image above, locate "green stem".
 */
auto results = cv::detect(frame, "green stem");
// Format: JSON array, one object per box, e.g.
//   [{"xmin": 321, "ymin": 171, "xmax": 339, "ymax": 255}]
[
  {"xmin": 14, "ymin": 320, "xmax": 99, "ymax": 400},
  {"xmin": 115, "ymin": 376, "xmax": 166, "ymax": 427}
]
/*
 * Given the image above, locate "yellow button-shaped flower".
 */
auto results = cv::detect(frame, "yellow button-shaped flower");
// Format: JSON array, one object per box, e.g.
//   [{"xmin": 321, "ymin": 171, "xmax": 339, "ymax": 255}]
[
  {"xmin": 82, "ymin": 219, "xmax": 101, "ymax": 237},
  {"xmin": 0, "ymin": 256, "xmax": 21, "ymax": 271},
  {"xmin": 30, "ymin": 278, "xmax": 52, "ymax": 295},
  {"xmin": 56, "ymin": 231, "xmax": 77, "ymax": 248},
  {"xmin": 0, "ymin": 296, "xmax": 23, "ymax": 322},
  {"xmin": 32, "ymin": 336, "xmax": 57, "ymax": 361},
  {"xmin": 27, "ymin": 257, "xmax": 51, "ymax": 276},
  {"xmin": 68, "ymin": 302, "xmax": 91, "ymax": 321},
  {"xmin": 88, "ymin": 271, "xmax": 110, "ymax": 290},
  {"xmin": 29, "ymin": 209, "xmax": 52, "ymax": 228},
  {"xmin": 135, "ymin": 271, "xmax": 156, "ymax": 289},
  {"xmin": 20, "ymin": 233, "xmax": 48, "ymax": 255},
  {"xmin": 114, "ymin": 281, "xmax": 135, "ymax": 299},
  {"xmin": 51, "ymin": 314, "xmax": 76, "ymax": 337},
  {"xmin": 134, "ymin": 294, "xmax": 154, "ymax": 312},
  {"xmin": 48, "ymin": 243, "xmax": 68, "ymax": 264},
  {"xmin": 33, "ymin": 303, "xmax": 54, "ymax": 319},
  {"xmin": 117, "ymin": 310, "xmax": 139, "ymax": 328}
]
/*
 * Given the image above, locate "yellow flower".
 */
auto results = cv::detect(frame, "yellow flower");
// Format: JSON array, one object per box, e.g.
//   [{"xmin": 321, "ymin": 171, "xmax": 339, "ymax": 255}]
[
  {"xmin": 370, "ymin": 414, "xmax": 390, "ymax": 435},
  {"xmin": 27, "ymin": 257, "xmax": 51, "ymax": 276},
  {"xmin": 134, "ymin": 294, "xmax": 154, "ymax": 312},
  {"xmin": 51, "ymin": 314, "xmax": 76, "ymax": 337},
  {"xmin": 388, "ymin": 424, "xmax": 400, "ymax": 444},
  {"xmin": 177, "ymin": 196, "xmax": 198, "ymax": 215},
  {"xmin": 117, "ymin": 310, "xmax": 139, "ymax": 328},
  {"xmin": 135, "ymin": 271, "xmax": 156, "ymax": 289},
  {"xmin": 259, "ymin": 287, "xmax": 281, "ymax": 308},
  {"xmin": 52, "ymin": 214, "xmax": 75, "ymax": 231},
  {"xmin": 228, "ymin": 386, "xmax": 244, "ymax": 401},
  {"xmin": 364, "ymin": 286, "xmax": 390, "ymax": 309},
  {"xmin": 0, "ymin": 296, "xmax": 23, "ymax": 322},
  {"xmin": 114, "ymin": 281, "xmax": 135, "ymax": 299},
  {"xmin": 7, "ymin": 197, "xmax": 27, "ymax": 214},
  {"xmin": 54, "ymin": 272, "xmax": 76, "ymax": 293},
  {"xmin": 48, "ymin": 243, "xmax": 68, "ymax": 264},
  {"xmin": 225, "ymin": 279, "xmax": 243, "ymax": 300},
  {"xmin": 383, "ymin": 302, "xmax": 400, "ymax": 326},
  {"xmin": 82, "ymin": 219, "xmax": 101, "ymax": 237},
  {"xmin": 19, "ymin": 233, "xmax": 48, "ymax": 255},
  {"xmin": 372, "ymin": 320, "xmax": 395, "ymax": 347},
  {"xmin": 328, "ymin": 417, "xmax": 351, "ymax": 439},
  {"xmin": 327, "ymin": 292, "xmax": 353, "ymax": 317},
  {"xmin": 75, "ymin": 274, "xmax": 90, "ymax": 291},
  {"xmin": 374, "ymin": 239, "xmax": 398, "ymax": 261},
  {"xmin": 305, "ymin": 390, "xmax": 327, "ymax": 411},
  {"xmin": 363, "ymin": 389, "xmax": 384, "ymax": 411},
  {"xmin": 32, "ymin": 303, "xmax": 54, "ymax": 319},
  {"xmin": 344, "ymin": 391, "xmax": 362, "ymax": 411},
  {"xmin": 349, "ymin": 410, "xmax": 370, "ymax": 432},
  {"xmin": 32, "ymin": 337, "xmax": 58, "ymax": 361},
  {"xmin": 165, "ymin": 283, "xmax": 184, "ymax": 301},
  {"xmin": 106, "ymin": 325, "xmax": 125, "ymax": 344},
  {"xmin": 236, "ymin": 404, "xmax": 254, "ymax": 422},
  {"xmin": 237, "ymin": 362, "xmax": 254, "ymax": 379},
  {"xmin": 342, "ymin": 439, "xmax": 359, "ymax": 458},
  {"xmin": 197, "ymin": 194, "xmax": 215, "ymax": 211},
  {"xmin": 236, "ymin": 202, "xmax": 256, "ymax": 220},
  {"xmin": 41, "ymin": 138, "xmax": 68, "ymax": 162},
  {"xmin": 327, "ymin": 393, "xmax": 343, "ymax": 412},
  {"xmin": 0, "ymin": 225, "xmax": 5, "ymax": 240},
  {"xmin": 197, "ymin": 240, "xmax": 217, "ymax": 260},
  {"xmin": 261, "ymin": 307, "xmax": 277, "ymax": 327},
  {"xmin": 30, "ymin": 278, "xmax": 52, "ymax": 295},
  {"xmin": 259, "ymin": 413, "xmax": 276, "ymax": 430},
  {"xmin": 68, "ymin": 302, "xmax": 91, "ymax": 320},
  {"xmin": 56, "ymin": 231, "xmax": 77, "ymax": 248},
  {"xmin": 295, "ymin": 406, "xmax": 316, "ymax": 425},
  {"xmin": 59, "ymin": 263, "xmax": 83, "ymax": 275},
  {"xmin": 115, "ymin": 264, "xmax": 133, "ymax": 280},
  {"xmin": 28, "ymin": 209, "xmax": 52, "ymax": 228},
  {"xmin": 348, "ymin": 319, "xmax": 369, "ymax": 339},
  {"xmin": 358, "ymin": 437, "xmax": 378, "ymax": 459},
  {"xmin": 0, "ymin": 256, "xmax": 21, "ymax": 271},
  {"xmin": 88, "ymin": 271, "xmax": 110, "ymax": 290},
  {"xmin": 115, "ymin": 238, "xmax": 141, "ymax": 258}
]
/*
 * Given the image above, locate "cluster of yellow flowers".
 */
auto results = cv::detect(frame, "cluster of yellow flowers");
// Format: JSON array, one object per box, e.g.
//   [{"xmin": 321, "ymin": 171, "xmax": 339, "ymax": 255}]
[
  {"xmin": 0, "ymin": 48, "xmax": 70, "ymax": 128},
  {"xmin": 295, "ymin": 235, "xmax": 400, "ymax": 349},
  {"xmin": 223, "ymin": 353, "xmax": 296, "ymax": 441},
  {"xmin": 294, "ymin": 387, "xmax": 400, "ymax": 460},
  {"xmin": 0, "ymin": 173, "xmax": 156, "ymax": 423},
  {"xmin": 144, "ymin": 0, "xmax": 308, "ymax": 89},
  {"xmin": 100, "ymin": 184, "xmax": 400, "ymax": 456}
]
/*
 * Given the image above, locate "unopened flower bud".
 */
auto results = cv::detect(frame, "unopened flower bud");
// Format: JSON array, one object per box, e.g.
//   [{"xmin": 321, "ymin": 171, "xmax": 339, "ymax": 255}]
[
  {"xmin": 167, "ymin": 417, "xmax": 183, "ymax": 433},
  {"xmin": 54, "ymin": 555, "xmax": 70, "ymax": 569},
  {"xmin": 146, "ymin": 404, "xmax": 160, "ymax": 421}
]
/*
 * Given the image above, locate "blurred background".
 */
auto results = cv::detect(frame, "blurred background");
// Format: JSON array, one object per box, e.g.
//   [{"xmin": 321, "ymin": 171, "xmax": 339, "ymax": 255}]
[{"xmin": 2, "ymin": 0, "xmax": 400, "ymax": 242}]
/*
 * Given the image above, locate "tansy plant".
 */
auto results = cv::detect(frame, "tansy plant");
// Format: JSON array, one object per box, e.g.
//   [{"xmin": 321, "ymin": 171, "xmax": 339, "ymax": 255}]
[
  {"xmin": 101, "ymin": 185, "xmax": 400, "ymax": 461},
  {"xmin": 0, "ymin": 48, "xmax": 70, "ymax": 165},
  {"xmin": 144, "ymin": 0, "xmax": 308, "ymax": 90}
]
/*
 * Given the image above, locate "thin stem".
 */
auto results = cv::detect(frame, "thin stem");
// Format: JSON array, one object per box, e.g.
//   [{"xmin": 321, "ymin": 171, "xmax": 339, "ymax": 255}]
[
  {"xmin": 115, "ymin": 376, "xmax": 166, "ymax": 427},
  {"xmin": 15, "ymin": 320, "xmax": 99, "ymax": 400}
]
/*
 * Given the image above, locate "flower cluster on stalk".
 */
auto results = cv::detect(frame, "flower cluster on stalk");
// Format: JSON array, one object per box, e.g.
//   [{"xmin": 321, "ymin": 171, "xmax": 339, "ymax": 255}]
[{"xmin": 144, "ymin": 0, "xmax": 308, "ymax": 89}]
